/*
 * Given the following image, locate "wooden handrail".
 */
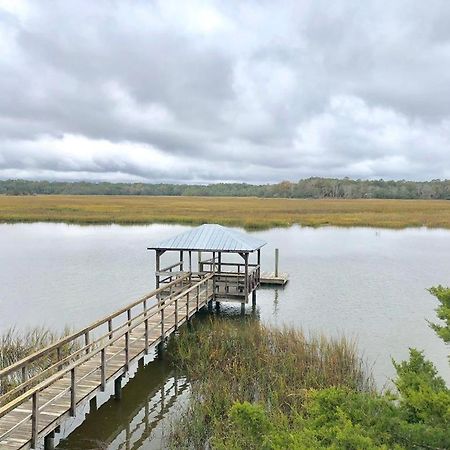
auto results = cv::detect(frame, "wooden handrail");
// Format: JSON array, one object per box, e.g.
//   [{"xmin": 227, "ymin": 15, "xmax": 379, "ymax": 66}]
[
  {"xmin": 0, "ymin": 277, "xmax": 196, "ymax": 403},
  {"xmin": 0, "ymin": 274, "xmax": 213, "ymax": 418},
  {"xmin": 159, "ymin": 261, "xmax": 183, "ymax": 272},
  {"xmin": 0, "ymin": 273, "xmax": 191, "ymax": 379},
  {"xmin": 201, "ymin": 262, "xmax": 259, "ymax": 268}
]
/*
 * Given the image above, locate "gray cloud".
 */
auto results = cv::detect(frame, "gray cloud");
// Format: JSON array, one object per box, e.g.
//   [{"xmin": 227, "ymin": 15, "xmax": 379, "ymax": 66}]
[{"xmin": 1, "ymin": 0, "xmax": 450, "ymax": 183}]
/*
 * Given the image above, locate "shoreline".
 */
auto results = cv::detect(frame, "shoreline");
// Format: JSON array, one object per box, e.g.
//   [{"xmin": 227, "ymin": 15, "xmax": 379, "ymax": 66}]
[{"xmin": 1, "ymin": 195, "xmax": 450, "ymax": 230}]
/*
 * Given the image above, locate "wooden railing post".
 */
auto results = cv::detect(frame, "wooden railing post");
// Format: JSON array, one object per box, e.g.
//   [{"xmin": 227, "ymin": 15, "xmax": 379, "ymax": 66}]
[
  {"xmin": 100, "ymin": 348, "xmax": 106, "ymax": 391},
  {"xmin": 57, "ymin": 346, "xmax": 62, "ymax": 370},
  {"xmin": 196, "ymin": 285, "xmax": 200, "ymax": 311},
  {"xmin": 70, "ymin": 368, "xmax": 76, "ymax": 416},
  {"xmin": 161, "ymin": 307, "xmax": 165, "ymax": 341},
  {"xmin": 127, "ymin": 308, "xmax": 132, "ymax": 334},
  {"xmin": 144, "ymin": 316, "xmax": 149, "ymax": 355},
  {"xmin": 21, "ymin": 365, "xmax": 27, "ymax": 384},
  {"xmin": 175, "ymin": 296, "xmax": 178, "ymax": 330},
  {"xmin": 31, "ymin": 391, "xmax": 39, "ymax": 448},
  {"xmin": 186, "ymin": 292, "xmax": 190, "ymax": 320},
  {"xmin": 84, "ymin": 331, "xmax": 90, "ymax": 355},
  {"xmin": 108, "ymin": 319, "xmax": 113, "ymax": 340},
  {"xmin": 125, "ymin": 331, "xmax": 130, "ymax": 371}
]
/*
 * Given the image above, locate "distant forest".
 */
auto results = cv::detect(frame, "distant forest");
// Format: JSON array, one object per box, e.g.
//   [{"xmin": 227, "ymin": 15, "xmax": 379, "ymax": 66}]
[{"xmin": 1, "ymin": 178, "xmax": 450, "ymax": 199}]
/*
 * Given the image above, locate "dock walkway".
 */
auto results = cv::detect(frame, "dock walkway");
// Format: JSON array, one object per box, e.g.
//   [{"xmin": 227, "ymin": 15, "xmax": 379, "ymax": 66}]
[{"xmin": 0, "ymin": 273, "xmax": 213, "ymax": 450}]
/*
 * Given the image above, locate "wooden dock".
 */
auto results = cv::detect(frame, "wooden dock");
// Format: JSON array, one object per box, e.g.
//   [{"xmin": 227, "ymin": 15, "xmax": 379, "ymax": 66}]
[
  {"xmin": 0, "ymin": 225, "xmax": 281, "ymax": 449},
  {"xmin": 260, "ymin": 272, "xmax": 289, "ymax": 285},
  {"xmin": 0, "ymin": 273, "xmax": 213, "ymax": 450}
]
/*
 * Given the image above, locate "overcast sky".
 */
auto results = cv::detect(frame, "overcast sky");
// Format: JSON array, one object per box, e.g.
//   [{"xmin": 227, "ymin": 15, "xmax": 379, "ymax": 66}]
[{"xmin": 1, "ymin": 0, "xmax": 450, "ymax": 183}]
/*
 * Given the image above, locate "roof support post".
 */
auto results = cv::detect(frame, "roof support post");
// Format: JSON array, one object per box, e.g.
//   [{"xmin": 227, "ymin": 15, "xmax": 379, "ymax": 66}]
[
  {"xmin": 198, "ymin": 251, "xmax": 202, "ymax": 272},
  {"xmin": 257, "ymin": 249, "xmax": 261, "ymax": 285},
  {"xmin": 155, "ymin": 250, "xmax": 162, "ymax": 290},
  {"xmin": 212, "ymin": 251, "xmax": 216, "ymax": 297},
  {"xmin": 180, "ymin": 251, "xmax": 184, "ymax": 271},
  {"xmin": 244, "ymin": 252, "xmax": 249, "ymax": 301}
]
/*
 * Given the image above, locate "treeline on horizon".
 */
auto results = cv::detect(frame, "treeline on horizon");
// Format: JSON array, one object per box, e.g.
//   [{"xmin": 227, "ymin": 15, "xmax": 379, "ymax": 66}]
[{"xmin": 1, "ymin": 178, "xmax": 450, "ymax": 199}]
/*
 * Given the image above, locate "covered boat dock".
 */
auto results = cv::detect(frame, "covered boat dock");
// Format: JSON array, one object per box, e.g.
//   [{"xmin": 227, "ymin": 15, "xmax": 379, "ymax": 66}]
[{"xmin": 147, "ymin": 224, "xmax": 266, "ymax": 309}]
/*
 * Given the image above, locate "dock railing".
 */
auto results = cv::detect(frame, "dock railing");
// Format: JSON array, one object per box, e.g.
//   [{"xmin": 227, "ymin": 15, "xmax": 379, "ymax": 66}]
[
  {"xmin": 0, "ymin": 273, "xmax": 214, "ymax": 449},
  {"xmin": 0, "ymin": 273, "xmax": 191, "ymax": 402},
  {"xmin": 199, "ymin": 261, "xmax": 260, "ymax": 300}
]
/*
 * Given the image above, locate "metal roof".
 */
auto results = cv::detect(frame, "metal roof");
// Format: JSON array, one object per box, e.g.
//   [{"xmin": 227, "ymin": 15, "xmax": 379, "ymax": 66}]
[{"xmin": 147, "ymin": 224, "xmax": 266, "ymax": 252}]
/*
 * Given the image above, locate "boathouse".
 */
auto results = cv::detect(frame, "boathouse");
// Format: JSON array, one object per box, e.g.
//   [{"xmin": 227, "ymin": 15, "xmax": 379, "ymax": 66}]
[{"xmin": 147, "ymin": 224, "xmax": 266, "ymax": 306}]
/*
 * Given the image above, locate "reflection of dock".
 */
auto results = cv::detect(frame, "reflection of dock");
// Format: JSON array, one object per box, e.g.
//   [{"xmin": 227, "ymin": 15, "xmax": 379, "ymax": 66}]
[
  {"xmin": 58, "ymin": 364, "xmax": 188, "ymax": 450},
  {"xmin": 260, "ymin": 272, "xmax": 288, "ymax": 286}
]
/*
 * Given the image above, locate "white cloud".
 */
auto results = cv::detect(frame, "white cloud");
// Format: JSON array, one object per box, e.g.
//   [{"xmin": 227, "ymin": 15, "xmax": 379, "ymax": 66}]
[{"xmin": 1, "ymin": 0, "xmax": 450, "ymax": 182}]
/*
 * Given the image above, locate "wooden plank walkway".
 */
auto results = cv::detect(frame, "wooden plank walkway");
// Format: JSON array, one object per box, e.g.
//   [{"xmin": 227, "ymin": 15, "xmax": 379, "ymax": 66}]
[{"xmin": 0, "ymin": 273, "xmax": 214, "ymax": 450}]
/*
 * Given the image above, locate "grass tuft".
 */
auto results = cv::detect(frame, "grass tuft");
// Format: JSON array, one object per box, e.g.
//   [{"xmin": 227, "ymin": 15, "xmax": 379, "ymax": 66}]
[{"xmin": 166, "ymin": 318, "xmax": 373, "ymax": 448}]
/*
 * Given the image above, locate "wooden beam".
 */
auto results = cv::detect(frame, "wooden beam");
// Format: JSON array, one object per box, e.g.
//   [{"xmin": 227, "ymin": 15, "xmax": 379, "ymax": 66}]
[{"xmin": 244, "ymin": 252, "xmax": 249, "ymax": 300}]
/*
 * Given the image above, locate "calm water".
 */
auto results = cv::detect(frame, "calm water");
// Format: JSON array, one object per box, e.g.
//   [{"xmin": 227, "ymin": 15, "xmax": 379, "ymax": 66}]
[{"xmin": 1, "ymin": 223, "xmax": 449, "ymax": 447}]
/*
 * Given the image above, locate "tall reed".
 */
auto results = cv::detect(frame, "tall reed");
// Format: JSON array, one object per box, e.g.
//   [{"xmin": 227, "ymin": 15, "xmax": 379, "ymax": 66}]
[
  {"xmin": 167, "ymin": 317, "xmax": 373, "ymax": 448},
  {"xmin": 0, "ymin": 326, "xmax": 77, "ymax": 398}
]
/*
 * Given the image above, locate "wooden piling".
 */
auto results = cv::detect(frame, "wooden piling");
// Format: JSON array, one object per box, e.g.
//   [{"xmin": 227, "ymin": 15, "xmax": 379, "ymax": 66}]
[
  {"xmin": 275, "ymin": 248, "xmax": 279, "ymax": 277},
  {"xmin": 114, "ymin": 376, "xmax": 123, "ymax": 400}
]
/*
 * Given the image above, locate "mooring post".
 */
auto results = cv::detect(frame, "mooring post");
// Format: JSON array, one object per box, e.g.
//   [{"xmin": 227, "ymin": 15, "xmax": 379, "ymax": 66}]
[
  {"xmin": 252, "ymin": 289, "xmax": 256, "ymax": 308},
  {"xmin": 275, "ymin": 248, "xmax": 279, "ymax": 277},
  {"xmin": 240, "ymin": 302, "xmax": 245, "ymax": 315},
  {"xmin": 157, "ymin": 340, "xmax": 165, "ymax": 358},
  {"xmin": 114, "ymin": 376, "xmax": 123, "ymax": 400},
  {"xmin": 89, "ymin": 396, "xmax": 98, "ymax": 413},
  {"xmin": 44, "ymin": 431, "xmax": 55, "ymax": 450}
]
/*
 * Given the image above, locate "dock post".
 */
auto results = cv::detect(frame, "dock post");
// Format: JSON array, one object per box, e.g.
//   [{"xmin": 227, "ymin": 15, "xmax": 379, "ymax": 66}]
[
  {"xmin": 89, "ymin": 396, "xmax": 98, "ymax": 413},
  {"xmin": 44, "ymin": 431, "xmax": 55, "ymax": 450},
  {"xmin": 240, "ymin": 303, "xmax": 245, "ymax": 315},
  {"xmin": 275, "ymin": 248, "xmax": 279, "ymax": 277},
  {"xmin": 114, "ymin": 376, "xmax": 123, "ymax": 400},
  {"xmin": 252, "ymin": 290, "xmax": 256, "ymax": 308},
  {"xmin": 157, "ymin": 341, "xmax": 164, "ymax": 358}
]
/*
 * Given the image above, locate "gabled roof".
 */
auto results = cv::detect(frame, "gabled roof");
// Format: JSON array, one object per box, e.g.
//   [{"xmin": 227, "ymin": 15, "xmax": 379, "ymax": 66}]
[{"xmin": 147, "ymin": 224, "xmax": 266, "ymax": 252}]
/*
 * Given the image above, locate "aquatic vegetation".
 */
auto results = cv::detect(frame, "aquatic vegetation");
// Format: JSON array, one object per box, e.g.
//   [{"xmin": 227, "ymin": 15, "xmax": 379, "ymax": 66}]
[
  {"xmin": 0, "ymin": 326, "xmax": 77, "ymax": 398},
  {"xmin": 166, "ymin": 315, "xmax": 450, "ymax": 449},
  {"xmin": 166, "ymin": 318, "xmax": 374, "ymax": 448},
  {"xmin": 1, "ymin": 195, "xmax": 450, "ymax": 229}
]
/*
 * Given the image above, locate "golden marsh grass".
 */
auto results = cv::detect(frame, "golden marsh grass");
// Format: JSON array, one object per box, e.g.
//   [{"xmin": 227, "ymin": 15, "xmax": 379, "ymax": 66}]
[{"xmin": 0, "ymin": 195, "xmax": 449, "ymax": 229}]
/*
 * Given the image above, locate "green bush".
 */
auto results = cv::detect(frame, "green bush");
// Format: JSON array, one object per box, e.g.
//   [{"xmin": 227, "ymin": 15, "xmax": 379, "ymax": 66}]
[{"xmin": 167, "ymin": 287, "xmax": 450, "ymax": 449}]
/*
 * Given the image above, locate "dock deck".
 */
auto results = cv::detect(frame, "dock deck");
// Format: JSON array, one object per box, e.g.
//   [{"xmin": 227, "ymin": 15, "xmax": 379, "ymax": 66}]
[
  {"xmin": 0, "ymin": 274, "xmax": 213, "ymax": 450},
  {"xmin": 260, "ymin": 272, "xmax": 289, "ymax": 285}
]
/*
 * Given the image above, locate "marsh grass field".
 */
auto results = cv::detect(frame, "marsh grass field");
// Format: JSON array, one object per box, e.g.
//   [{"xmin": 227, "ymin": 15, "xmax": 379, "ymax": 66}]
[{"xmin": 1, "ymin": 195, "xmax": 450, "ymax": 229}]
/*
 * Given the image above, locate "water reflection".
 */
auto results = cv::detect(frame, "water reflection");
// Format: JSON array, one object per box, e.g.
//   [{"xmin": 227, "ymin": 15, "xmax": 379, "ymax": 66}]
[
  {"xmin": 57, "ymin": 358, "xmax": 189, "ymax": 450},
  {"xmin": 1, "ymin": 223, "xmax": 449, "ymax": 385},
  {"xmin": 56, "ymin": 310, "xmax": 259, "ymax": 450}
]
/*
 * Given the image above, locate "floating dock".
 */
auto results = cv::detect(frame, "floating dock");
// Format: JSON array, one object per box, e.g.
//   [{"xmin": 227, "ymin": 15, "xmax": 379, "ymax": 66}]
[
  {"xmin": 260, "ymin": 272, "xmax": 288, "ymax": 285},
  {"xmin": 260, "ymin": 248, "xmax": 288, "ymax": 285}
]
